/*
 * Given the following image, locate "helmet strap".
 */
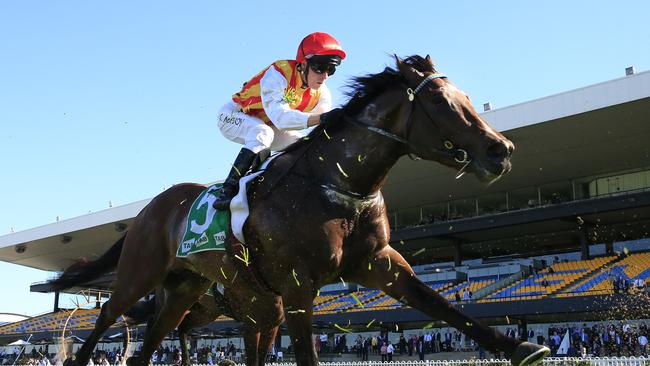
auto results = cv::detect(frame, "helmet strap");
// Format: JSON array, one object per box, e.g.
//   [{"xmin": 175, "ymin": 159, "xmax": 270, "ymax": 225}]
[{"xmin": 298, "ymin": 62, "xmax": 309, "ymax": 89}]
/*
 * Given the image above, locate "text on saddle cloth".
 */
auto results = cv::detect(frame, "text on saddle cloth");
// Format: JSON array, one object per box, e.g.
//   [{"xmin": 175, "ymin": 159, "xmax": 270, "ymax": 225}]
[{"xmin": 177, "ymin": 184, "xmax": 230, "ymax": 257}]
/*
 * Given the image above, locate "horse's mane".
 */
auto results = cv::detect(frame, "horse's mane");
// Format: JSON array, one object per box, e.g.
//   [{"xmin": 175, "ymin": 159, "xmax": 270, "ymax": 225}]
[{"xmin": 281, "ymin": 55, "xmax": 437, "ymax": 154}]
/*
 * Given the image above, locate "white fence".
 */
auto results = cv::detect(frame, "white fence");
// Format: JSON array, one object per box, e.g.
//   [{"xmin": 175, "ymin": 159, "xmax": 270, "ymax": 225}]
[
  {"xmin": 150, "ymin": 358, "xmax": 649, "ymax": 366},
  {"xmin": 269, "ymin": 359, "xmax": 649, "ymax": 366}
]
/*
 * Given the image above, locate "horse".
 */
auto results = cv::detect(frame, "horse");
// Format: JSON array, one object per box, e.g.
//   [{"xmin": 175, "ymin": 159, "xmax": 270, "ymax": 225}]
[{"xmin": 49, "ymin": 54, "xmax": 549, "ymax": 366}]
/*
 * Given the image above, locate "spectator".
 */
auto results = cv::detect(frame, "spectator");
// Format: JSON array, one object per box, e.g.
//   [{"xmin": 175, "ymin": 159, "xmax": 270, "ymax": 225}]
[
  {"xmin": 461, "ymin": 290, "xmax": 470, "ymax": 302},
  {"xmin": 362, "ymin": 337, "xmax": 370, "ymax": 361},
  {"xmin": 633, "ymin": 277, "xmax": 645, "ymax": 292},
  {"xmin": 320, "ymin": 332, "xmax": 328, "ymax": 353},
  {"xmin": 639, "ymin": 333, "xmax": 648, "ymax": 356},
  {"xmin": 386, "ymin": 342, "xmax": 394, "ymax": 362},
  {"xmin": 417, "ymin": 335, "xmax": 425, "ymax": 361},
  {"xmin": 399, "ymin": 334, "xmax": 407, "ymax": 354}
]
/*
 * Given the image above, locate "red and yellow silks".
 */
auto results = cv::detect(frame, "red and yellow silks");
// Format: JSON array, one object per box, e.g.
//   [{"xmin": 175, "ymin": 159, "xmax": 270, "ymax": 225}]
[{"xmin": 232, "ymin": 60, "xmax": 321, "ymax": 125}]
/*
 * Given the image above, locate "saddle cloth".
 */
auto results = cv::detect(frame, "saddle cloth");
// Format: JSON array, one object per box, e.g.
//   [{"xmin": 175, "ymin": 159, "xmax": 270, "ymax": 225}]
[{"xmin": 176, "ymin": 153, "xmax": 279, "ymax": 258}]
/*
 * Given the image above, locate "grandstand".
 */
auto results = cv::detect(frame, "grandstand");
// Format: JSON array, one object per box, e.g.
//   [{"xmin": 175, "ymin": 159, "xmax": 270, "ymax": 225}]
[
  {"xmin": 1, "ymin": 250, "xmax": 648, "ymax": 343},
  {"xmin": 1, "ymin": 69, "xmax": 650, "ymax": 355}
]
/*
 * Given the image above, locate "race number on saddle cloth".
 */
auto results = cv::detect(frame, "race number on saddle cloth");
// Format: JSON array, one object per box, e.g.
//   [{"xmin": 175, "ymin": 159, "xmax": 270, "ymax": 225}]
[
  {"xmin": 177, "ymin": 184, "xmax": 230, "ymax": 257},
  {"xmin": 177, "ymin": 155, "xmax": 279, "ymax": 257}
]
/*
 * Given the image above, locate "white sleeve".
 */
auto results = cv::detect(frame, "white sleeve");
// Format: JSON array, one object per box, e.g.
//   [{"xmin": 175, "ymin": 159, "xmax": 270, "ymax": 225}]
[
  {"xmin": 260, "ymin": 67, "xmax": 310, "ymax": 130},
  {"xmin": 310, "ymin": 84, "xmax": 333, "ymax": 114}
]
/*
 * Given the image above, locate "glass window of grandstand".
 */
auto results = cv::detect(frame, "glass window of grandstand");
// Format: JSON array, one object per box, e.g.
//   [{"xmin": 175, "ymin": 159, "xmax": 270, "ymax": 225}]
[
  {"xmin": 539, "ymin": 181, "xmax": 573, "ymax": 206},
  {"xmin": 448, "ymin": 197, "xmax": 476, "ymax": 220},
  {"xmin": 421, "ymin": 202, "xmax": 448, "ymax": 225},
  {"xmin": 507, "ymin": 186, "xmax": 539, "ymax": 210},
  {"xmin": 477, "ymin": 192, "xmax": 508, "ymax": 216},
  {"xmin": 586, "ymin": 169, "xmax": 650, "ymax": 198},
  {"xmin": 392, "ymin": 206, "xmax": 421, "ymax": 229},
  {"xmin": 572, "ymin": 178, "xmax": 591, "ymax": 200}
]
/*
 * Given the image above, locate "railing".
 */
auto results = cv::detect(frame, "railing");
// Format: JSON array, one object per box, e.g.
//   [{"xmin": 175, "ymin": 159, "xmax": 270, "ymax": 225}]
[
  {"xmin": 144, "ymin": 358, "xmax": 650, "ymax": 366},
  {"xmin": 388, "ymin": 185, "xmax": 650, "ymax": 230}
]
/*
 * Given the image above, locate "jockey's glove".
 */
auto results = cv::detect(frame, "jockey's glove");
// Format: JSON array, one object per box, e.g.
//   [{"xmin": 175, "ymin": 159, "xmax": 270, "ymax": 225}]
[{"xmin": 319, "ymin": 107, "xmax": 344, "ymax": 125}]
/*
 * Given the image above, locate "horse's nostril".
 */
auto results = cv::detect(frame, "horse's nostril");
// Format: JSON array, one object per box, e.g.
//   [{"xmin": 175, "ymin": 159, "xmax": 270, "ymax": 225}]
[{"xmin": 487, "ymin": 142, "xmax": 508, "ymax": 161}]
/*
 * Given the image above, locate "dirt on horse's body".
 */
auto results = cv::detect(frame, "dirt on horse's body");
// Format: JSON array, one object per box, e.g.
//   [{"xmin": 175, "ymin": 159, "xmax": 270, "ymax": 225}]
[{"xmin": 51, "ymin": 55, "xmax": 549, "ymax": 366}]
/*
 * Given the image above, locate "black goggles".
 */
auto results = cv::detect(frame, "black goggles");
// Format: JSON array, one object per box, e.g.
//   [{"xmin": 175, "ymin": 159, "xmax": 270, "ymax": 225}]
[{"xmin": 308, "ymin": 62, "xmax": 337, "ymax": 76}]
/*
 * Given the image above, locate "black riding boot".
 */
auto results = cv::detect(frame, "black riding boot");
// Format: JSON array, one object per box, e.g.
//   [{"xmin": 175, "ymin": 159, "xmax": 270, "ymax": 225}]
[{"xmin": 213, "ymin": 148, "xmax": 257, "ymax": 210}]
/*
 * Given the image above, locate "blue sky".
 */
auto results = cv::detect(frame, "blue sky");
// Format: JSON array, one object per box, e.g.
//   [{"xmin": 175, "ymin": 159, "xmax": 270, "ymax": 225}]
[{"xmin": 1, "ymin": 0, "xmax": 649, "ymax": 316}]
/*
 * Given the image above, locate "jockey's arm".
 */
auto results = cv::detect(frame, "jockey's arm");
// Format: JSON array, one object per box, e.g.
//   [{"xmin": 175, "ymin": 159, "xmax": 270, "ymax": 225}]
[{"xmin": 260, "ymin": 67, "xmax": 331, "ymax": 129}]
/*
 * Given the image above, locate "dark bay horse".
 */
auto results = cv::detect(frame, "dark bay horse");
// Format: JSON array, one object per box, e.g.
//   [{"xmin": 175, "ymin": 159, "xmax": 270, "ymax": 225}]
[{"xmin": 50, "ymin": 55, "xmax": 549, "ymax": 366}]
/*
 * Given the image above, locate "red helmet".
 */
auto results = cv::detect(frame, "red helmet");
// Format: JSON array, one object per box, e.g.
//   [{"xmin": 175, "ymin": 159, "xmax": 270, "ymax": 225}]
[{"xmin": 296, "ymin": 32, "xmax": 346, "ymax": 62}]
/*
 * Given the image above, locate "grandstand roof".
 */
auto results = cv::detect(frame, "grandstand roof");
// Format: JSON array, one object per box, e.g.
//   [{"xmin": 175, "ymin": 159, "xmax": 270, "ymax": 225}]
[{"xmin": 1, "ymin": 70, "xmax": 649, "ymax": 275}]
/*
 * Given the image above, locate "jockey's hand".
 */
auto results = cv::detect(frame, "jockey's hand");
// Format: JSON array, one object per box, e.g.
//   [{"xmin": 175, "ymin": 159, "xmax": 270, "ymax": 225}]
[{"xmin": 319, "ymin": 107, "xmax": 344, "ymax": 126}]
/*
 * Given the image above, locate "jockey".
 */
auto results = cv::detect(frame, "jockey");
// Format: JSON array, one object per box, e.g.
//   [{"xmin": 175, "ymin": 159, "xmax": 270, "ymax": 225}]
[{"xmin": 213, "ymin": 32, "xmax": 346, "ymax": 210}]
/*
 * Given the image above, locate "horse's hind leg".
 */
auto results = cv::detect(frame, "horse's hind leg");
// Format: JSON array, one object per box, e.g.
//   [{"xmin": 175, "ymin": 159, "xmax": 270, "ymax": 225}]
[
  {"xmin": 74, "ymin": 294, "xmax": 139, "ymax": 366},
  {"xmin": 135, "ymin": 272, "xmax": 211, "ymax": 366}
]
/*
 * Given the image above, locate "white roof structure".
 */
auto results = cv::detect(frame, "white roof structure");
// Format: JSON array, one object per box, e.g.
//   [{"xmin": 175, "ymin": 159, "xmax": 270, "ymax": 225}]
[{"xmin": 483, "ymin": 70, "xmax": 650, "ymax": 131}]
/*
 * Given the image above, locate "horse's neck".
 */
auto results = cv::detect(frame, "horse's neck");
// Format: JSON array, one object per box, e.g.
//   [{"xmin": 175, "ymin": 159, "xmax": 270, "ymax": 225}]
[{"xmin": 309, "ymin": 97, "xmax": 407, "ymax": 196}]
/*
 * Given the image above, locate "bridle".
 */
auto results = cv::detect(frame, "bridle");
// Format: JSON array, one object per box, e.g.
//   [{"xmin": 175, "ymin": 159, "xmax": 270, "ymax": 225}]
[
  {"xmin": 344, "ymin": 72, "xmax": 472, "ymax": 178},
  {"xmin": 265, "ymin": 71, "xmax": 476, "ymax": 201}
]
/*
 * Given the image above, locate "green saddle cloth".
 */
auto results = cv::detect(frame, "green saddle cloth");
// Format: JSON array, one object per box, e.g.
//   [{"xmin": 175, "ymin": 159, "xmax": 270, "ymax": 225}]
[{"xmin": 176, "ymin": 183, "xmax": 230, "ymax": 258}]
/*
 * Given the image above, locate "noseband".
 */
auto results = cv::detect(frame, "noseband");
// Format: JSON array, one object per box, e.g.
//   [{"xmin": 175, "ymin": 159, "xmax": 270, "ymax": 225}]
[{"xmin": 345, "ymin": 73, "xmax": 471, "ymax": 168}]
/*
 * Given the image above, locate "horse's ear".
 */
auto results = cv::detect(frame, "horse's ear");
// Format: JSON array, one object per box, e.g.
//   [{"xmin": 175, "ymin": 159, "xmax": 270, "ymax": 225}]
[
  {"xmin": 425, "ymin": 54, "xmax": 435, "ymax": 69},
  {"xmin": 396, "ymin": 55, "xmax": 424, "ymax": 85}
]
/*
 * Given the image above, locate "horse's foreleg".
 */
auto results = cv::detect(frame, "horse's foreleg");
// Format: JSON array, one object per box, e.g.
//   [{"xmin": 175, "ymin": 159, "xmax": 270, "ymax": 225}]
[
  {"xmin": 257, "ymin": 326, "xmax": 279, "ymax": 366},
  {"xmin": 354, "ymin": 246, "xmax": 548, "ymax": 366},
  {"xmin": 242, "ymin": 326, "xmax": 260, "ymax": 366},
  {"xmin": 282, "ymin": 285, "xmax": 318, "ymax": 366},
  {"xmin": 177, "ymin": 299, "xmax": 222, "ymax": 366}
]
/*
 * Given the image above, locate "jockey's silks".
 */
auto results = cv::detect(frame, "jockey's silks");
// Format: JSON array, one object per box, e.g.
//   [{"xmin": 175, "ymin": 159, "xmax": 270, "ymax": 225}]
[{"xmin": 232, "ymin": 60, "xmax": 321, "ymax": 125}]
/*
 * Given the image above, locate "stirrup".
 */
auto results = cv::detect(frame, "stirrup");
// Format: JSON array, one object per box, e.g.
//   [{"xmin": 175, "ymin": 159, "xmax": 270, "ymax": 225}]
[{"xmin": 213, "ymin": 192, "xmax": 234, "ymax": 210}]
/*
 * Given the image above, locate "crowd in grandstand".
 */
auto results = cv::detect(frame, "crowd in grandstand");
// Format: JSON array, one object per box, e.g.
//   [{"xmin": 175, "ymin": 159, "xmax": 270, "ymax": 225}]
[
  {"xmin": 339, "ymin": 321, "xmax": 649, "ymax": 361},
  {"xmin": 349, "ymin": 332, "xmax": 476, "ymax": 361},
  {"xmin": 187, "ymin": 342, "xmax": 240, "ymax": 364},
  {"xmin": 544, "ymin": 321, "xmax": 649, "ymax": 357}
]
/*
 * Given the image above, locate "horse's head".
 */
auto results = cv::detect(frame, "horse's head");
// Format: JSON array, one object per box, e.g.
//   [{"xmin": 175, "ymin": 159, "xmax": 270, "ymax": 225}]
[{"xmin": 395, "ymin": 55, "xmax": 514, "ymax": 183}]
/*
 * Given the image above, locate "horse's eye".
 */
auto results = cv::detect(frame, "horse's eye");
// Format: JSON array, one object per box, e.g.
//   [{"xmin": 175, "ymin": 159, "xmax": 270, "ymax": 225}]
[{"xmin": 431, "ymin": 94, "xmax": 445, "ymax": 105}]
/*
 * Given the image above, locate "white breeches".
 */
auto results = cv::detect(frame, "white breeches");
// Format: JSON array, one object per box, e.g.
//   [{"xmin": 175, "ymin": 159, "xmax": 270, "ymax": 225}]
[{"xmin": 217, "ymin": 101, "xmax": 304, "ymax": 153}]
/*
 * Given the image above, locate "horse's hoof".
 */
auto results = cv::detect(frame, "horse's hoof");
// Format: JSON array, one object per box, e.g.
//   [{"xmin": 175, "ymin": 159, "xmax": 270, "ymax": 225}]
[
  {"xmin": 217, "ymin": 360, "xmax": 236, "ymax": 366},
  {"xmin": 510, "ymin": 342, "xmax": 550, "ymax": 366},
  {"xmin": 125, "ymin": 356, "xmax": 140, "ymax": 366}
]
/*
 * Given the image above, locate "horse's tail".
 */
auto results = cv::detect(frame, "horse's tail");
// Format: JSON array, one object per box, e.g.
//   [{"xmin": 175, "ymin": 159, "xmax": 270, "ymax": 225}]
[{"xmin": 47, "ymin": 234, "xmax": 126, "ymax": 291}]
